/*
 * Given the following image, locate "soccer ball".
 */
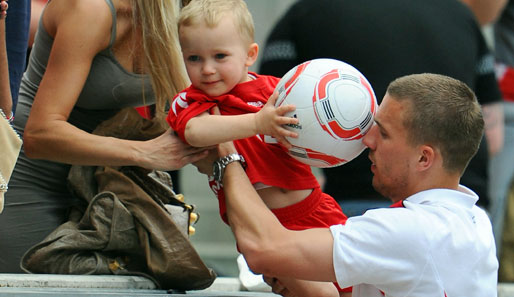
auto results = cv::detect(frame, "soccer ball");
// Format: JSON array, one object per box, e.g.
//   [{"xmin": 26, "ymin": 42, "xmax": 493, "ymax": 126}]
[{"xmin": 274, "ymin": 58, "xmax": 377, "ymax": 168}]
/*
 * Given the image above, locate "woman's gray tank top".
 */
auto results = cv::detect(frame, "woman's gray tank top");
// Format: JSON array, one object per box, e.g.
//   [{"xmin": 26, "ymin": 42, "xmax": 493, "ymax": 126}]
[{"xmin": 10, "ymin": 0, "xmax": 155, "ymax": 195}]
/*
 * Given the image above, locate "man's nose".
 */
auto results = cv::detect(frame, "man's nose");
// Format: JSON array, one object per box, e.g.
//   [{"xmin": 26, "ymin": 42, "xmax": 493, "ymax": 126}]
[{"xmin": 362, "ymin": 123, "xmax": 377, "ymax": 149}]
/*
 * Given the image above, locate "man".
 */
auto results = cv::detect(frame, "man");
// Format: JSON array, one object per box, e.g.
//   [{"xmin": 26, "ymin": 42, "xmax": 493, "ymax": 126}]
[{"xmin": 216, "ymin": 73, "xmax": 498, "ymax": 296}]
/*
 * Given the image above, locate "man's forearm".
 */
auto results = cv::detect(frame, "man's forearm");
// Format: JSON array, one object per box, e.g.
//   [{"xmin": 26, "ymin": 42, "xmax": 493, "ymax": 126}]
[
  {"xmin": 223, "ymin": 161, "xmax": 283, "ymax": 255},
  {"xmin": 219, "ymin": 143, "xmax": 338, "ymax": 282},
  {"xmin": 483, "ymin": 102, "xmax": 504, "ymax": 156}
]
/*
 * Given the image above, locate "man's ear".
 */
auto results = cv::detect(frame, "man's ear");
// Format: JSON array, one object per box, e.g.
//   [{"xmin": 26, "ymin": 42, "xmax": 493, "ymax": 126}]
[
  {"xmin": 245, "ymin": 43, "xmax": 259, "ymax": 67},
  {"xmin": 417, "ymin": 144, "xmax": 436, "ymax": 172}
]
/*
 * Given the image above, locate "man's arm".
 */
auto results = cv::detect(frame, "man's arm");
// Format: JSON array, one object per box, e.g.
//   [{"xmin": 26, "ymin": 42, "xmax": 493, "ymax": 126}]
[
  {"xmin": 459, "ymin": 0, "xmax": 508, "ymax": 25},
  {"xmin": 482, "ymin": 102, "xmax": 504, "ymax": 156},
  {"xmin": 220, "ymin": 141, "xmax": 338, "ymax": 282}
]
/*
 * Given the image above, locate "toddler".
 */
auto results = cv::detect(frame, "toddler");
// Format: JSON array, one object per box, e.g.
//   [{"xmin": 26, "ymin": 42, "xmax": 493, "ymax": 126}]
[{"xmin": 167, "ymin": 1, "xmax": 351, "ymax": 295}]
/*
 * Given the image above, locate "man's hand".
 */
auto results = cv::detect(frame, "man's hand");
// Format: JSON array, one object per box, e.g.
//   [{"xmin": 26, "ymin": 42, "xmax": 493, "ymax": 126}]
[
  {"xmin": 264, "ymin": 276, "xmax": 295, "ymax": 297},
  {"xmin": 263, "ymin": 275, "xmax": 344, "ymax": 297},
  {"xmin": 254, "ymin": 91, "xmax": 299, "ymax": 149}
]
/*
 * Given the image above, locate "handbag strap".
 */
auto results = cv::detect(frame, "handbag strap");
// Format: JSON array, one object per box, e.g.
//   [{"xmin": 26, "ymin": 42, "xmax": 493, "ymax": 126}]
[{"xmin": 0, "ymin": 171, "xmax": 7, "ymax": 193}]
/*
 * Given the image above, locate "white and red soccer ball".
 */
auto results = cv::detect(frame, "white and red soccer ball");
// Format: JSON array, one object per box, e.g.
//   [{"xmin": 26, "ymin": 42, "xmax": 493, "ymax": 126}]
[{"xmin": 274, "ymin": 58, "xmax": 377, "ymax": 168}]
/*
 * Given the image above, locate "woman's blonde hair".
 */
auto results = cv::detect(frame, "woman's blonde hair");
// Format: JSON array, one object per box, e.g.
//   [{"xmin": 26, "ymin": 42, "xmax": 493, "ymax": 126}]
[
  {"xmin": 179, "ymin": 0, "xmax": 255, "ymax": 45},
  {"xmin": 131, "ymin": 0, "xmax": 190, "ymax": 126}
]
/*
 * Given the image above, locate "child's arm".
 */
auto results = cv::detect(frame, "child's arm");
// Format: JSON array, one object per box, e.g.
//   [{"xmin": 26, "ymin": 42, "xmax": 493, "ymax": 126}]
[{"xmin": 184, "ymin": 92, "xmax": 299, "ymax": 148}]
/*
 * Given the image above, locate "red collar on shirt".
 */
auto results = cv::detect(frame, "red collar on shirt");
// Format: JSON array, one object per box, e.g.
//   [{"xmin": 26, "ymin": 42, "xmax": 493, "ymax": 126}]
[{"xmin": 389, "ymin": 200, "xmax": 405, "ymax": 208}]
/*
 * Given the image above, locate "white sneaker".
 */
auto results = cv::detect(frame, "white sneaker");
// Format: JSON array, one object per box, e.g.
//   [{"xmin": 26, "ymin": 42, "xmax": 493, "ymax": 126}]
[{"xmin": 237, "ymin": 254, "xmax": 272, "ymax": 292}]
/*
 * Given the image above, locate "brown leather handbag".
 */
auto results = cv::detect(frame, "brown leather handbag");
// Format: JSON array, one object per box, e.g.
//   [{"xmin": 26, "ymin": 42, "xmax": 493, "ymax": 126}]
[
  {"xmin": 20, "ymin": 108, "xmax": 216, "ymax": 291},
  {"xmin": 0, "ymin": 108, "xmax": 22, "ymax": 213}
]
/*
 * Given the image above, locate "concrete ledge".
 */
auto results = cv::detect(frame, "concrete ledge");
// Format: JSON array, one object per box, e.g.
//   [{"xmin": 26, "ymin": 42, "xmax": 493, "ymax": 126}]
[
  {"xmin": 0, "ymin": 274, "xmax": 511, "ymax": 296},
  {"xmin": 0, "ymin": 274, "xmax": 156, "ymax": 290},
  {"xmin": 203, "ymin": 277, "xmax": 243, "ymax": 291},
  {"xmin": 0, "ymin": 287, "xmax": 167, "ymax": 296},
  {"xmin": 0, "ymin": 274, "xmax": 243, "ymax": 291},
  {"xmin": 0, "ymin": 275, "xmax": 277, "ymax": 296},
  {"xmin": 498, "ymin": 283, "xmax": 514, "ymax": 296}
]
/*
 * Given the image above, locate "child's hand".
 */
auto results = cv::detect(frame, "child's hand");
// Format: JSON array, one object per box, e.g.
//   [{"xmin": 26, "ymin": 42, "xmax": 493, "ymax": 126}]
[{"xmin": 255, "ymin": 91, "xmax": 299, "ymax": 149}]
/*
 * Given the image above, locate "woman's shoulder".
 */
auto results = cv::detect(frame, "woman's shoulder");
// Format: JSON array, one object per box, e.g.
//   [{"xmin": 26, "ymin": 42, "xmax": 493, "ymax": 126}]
[
  {"xmin": 45, "ymin": 0, "xmax": 113, "ymax": 19},
  {"xmin": 43, "ymin": 0, "xmax": 114, "ymax": 50},
  {"xmin": 44, "ymin": 0, "xmax": 113, "ymax": 36}
]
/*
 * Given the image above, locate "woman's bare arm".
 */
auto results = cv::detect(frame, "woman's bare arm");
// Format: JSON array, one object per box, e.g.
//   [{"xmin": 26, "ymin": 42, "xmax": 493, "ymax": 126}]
[{"xmin": 23, "ymin": 0, "xmax": 207, "ymax": 170}]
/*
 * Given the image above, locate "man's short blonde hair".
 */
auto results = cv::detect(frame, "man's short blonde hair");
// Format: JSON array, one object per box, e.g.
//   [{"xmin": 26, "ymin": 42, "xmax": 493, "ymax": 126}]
[{"xmin": 179, "ymin": 0, "xmax": 255, "ymax": 45}]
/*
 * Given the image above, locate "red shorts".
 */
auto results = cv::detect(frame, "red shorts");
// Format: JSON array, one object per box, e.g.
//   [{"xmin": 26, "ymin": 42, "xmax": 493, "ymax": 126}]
[
  {"xmin": 271, "ymin": 187, "xmax": 347, "ymax": 229},
  {"xmin": 270, "ymin": 187, "xmax": 351, "ymax": 293}
]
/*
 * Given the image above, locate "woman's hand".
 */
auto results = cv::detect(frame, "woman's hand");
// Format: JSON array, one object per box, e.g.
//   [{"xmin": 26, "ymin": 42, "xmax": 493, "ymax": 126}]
[
  {"xmin": 254, "ymin": 91, "xmax": 299, "ymax": 149},
  {"xmin": 137, "ymin": 128, "xmax": 209, "ymax": 171},
  {"xmin": 192, "ymin": 148, "xmax": 218, "ymax": 175}
]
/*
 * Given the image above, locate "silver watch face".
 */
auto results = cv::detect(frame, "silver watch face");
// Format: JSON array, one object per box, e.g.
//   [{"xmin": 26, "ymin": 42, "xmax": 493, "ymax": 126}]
[
  {"xmin": 213, "ymin": 161, "xmax": 223, "ymax": 182},
  {"xmin": 213, "ymin": 154, "xmax": 242, "ymax": 183}
]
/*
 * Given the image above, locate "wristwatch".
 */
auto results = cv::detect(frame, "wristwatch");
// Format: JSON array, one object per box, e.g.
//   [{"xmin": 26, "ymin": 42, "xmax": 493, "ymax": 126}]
[{"xmin": 213, "ymin": 153, "xmax": 246, "ymax": 183}]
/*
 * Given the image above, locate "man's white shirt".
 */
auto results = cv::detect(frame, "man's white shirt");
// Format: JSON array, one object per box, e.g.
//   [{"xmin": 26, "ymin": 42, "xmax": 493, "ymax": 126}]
[{"xmin": 330, "ymin": 185, "xmax": 498, "ymax": 297}]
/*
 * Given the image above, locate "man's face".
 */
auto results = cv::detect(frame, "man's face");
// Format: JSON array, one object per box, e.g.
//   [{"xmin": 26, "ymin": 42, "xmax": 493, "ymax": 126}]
[{"xmin": 362, "ymin": 94, "xmax": 419, "ymax": 202}]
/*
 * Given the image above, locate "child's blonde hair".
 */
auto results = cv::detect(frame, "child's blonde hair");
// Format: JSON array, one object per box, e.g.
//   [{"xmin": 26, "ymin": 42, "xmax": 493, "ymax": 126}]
[{"xmin": 179, "ymin": 0, "xmax": 255, "ymax": 45}]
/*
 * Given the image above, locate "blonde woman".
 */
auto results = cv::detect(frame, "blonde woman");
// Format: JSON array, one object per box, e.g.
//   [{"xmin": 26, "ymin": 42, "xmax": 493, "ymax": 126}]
[{"xmin": 0, "ymin": 0, "xmax": 207, "ymax": 272}]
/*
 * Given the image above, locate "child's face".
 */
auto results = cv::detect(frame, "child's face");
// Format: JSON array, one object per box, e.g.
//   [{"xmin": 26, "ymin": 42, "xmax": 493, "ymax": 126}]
[{"xmin": 179, "ymin": 16, "xmax": 258, "ymax": 97}]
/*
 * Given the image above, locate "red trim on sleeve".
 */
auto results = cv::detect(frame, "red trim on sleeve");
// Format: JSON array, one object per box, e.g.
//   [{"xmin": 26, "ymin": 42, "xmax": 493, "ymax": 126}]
[{"xmin": 498, "ymin": 65, "xmax": 514, "ymax": 102}]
